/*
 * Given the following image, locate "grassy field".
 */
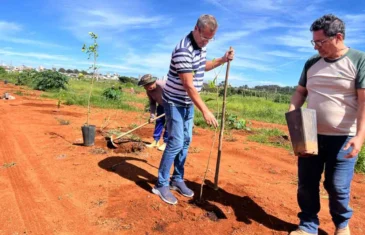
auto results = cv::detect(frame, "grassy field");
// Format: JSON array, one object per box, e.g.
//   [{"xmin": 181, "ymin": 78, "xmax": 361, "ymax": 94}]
[
  {"xmin": 0, "ymin": 75, "xmax": 364, "ymax": 173},
  {"xmin": 198, "ymin": 92, "xmax": 289, "ymax": 126},
  {"xmin": 41, "ymin": 79, "xmax": 147, "ymax": 111}
]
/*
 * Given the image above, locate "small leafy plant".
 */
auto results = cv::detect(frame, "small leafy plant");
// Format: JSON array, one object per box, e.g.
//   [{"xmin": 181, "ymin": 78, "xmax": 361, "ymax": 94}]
[{"xmin": 226, "ymin": 113, "xmax": 251, "ymax": 131}]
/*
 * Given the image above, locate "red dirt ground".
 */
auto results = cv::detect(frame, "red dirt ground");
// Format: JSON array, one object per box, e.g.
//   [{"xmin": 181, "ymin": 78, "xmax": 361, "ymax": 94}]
[{"xmin": 0, "ymin": 83, "xmax": 364, "ymax": 235}]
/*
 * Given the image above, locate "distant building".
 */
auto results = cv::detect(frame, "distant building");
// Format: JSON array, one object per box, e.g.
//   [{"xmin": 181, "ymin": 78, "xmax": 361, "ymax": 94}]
[{"xmin": 37, "ymin": 66, "xmax": 45, "ymax": 72}]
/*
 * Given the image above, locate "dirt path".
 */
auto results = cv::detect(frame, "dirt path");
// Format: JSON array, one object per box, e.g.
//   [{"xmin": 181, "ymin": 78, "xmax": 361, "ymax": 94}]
[{"xmin": 0, "ymin": 83, "xmax": 364, "ymax": 235}]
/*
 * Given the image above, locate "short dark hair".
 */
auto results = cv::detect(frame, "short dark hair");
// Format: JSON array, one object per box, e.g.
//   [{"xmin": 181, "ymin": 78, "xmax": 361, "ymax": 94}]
[{"xmin": 310, "ymin": 14, "xmax": 345, "ymax": 39}]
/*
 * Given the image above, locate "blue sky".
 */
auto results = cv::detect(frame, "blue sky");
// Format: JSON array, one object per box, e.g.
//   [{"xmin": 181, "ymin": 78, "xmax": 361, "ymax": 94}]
[{"xmin": 1, "ymin": 0, "xmax": 365, "ymax": 87}]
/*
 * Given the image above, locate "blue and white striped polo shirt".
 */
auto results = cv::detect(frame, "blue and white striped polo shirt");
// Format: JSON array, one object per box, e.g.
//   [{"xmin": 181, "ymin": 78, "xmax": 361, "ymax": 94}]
[{"xmin": 163, "ymin": 32, "xmax": 207, "ymax": 105}]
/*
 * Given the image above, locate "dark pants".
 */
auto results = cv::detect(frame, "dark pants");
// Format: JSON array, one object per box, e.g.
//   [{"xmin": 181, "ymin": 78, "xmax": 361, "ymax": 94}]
[
  {"xmin": 297, "ymin": 135, "xmax": 358, "ymax": 234},
  {"xmin": 153, "ymin": 105, "xmax": 168, "ymax": 143}
]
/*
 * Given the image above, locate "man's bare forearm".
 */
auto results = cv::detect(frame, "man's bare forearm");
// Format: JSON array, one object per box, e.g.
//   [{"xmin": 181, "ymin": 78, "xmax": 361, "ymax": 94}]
[{"xmin": 289, "ymin": 86, "xmax": 307, "ymax": 111}]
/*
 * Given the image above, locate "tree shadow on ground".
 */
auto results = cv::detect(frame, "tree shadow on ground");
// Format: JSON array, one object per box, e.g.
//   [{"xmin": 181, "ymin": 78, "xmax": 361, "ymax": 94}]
[{"xmin": 98, "ymin": 156, "xmax": 328, "ymax": 235}]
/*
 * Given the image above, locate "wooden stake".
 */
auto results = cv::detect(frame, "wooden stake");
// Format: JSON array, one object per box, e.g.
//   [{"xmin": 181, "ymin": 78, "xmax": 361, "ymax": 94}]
[{"xmin": 214, "ymin": 46, "xmax": 232, "ymax": 190}]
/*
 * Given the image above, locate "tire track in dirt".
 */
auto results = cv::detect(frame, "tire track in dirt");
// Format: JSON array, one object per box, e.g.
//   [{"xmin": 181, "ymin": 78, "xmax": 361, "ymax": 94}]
[
  {"xmin": 0, "ymin": 120, "xmax": 51, "ymax": 234},
  {"xmin": 0, "ymin": 106, "xmax": 94, "ymax": 233}
]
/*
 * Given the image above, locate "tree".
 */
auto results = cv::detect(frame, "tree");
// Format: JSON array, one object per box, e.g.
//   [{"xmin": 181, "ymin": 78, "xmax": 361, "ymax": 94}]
[
  {"xmin": 73, "ymin": 69, "xmax": 79, "ymax": 74},
  {"xmin": 80, "ymin": 70, "xmax": 88, "ymax": 75},
  {"xmin": 66, "ymin": 69, "xmax": 73, "ymax": 73},
  {"xmin": 58, "ymin": 68, "xmax": 66, "ymax": 73},
  {"xmin": 0, "ymin": 67, "xmax": 6, "ymax": 74}
]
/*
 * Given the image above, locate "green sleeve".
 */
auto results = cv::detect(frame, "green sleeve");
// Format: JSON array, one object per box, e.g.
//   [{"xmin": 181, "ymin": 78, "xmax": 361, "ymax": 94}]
[
  {"xmin": 355, "ymin": 55, "xmax": 365, "ymax": 89},
  {"xmin": 298, "ymin": 55, "xmax": 321, "ymax": 87},
  {"xmin": 346, "ymin": 49, "xmax": 365, "ymax": 88}
]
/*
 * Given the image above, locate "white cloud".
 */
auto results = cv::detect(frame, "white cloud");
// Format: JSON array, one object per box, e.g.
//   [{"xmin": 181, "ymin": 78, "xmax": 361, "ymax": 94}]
[
  {"xmin": 59, "ymin": 2, "xmax": 172, "ymax": 42},
  {"xmin": 297, "ymin": 47, "xmax": 315, "ymax": 53},
  {"xmin": 273, "ymin": 35, "xmax": 312, "ymax": 49},
  {"xmin": 232, "ymin": 57, "xmax": 275, "ymax": 71},
  {"xmin": 0, "ymin": 36, "xmax": 70, "ymax": 50},
  {"xmin": 205, "ymin": 0, "xmax": 282, "ymax": 11},
  {"xmin": 0, "ymin": 21, "xmax": 22, "ymax": 33},
  {"xmin": 203, "ymin": 0, "xmax": 230, "ymax": 12},
  {"xmin": 0, "ymin": 21, "xmax": 69, "ymax": 49},
  {"xmin": 216, "ymin": 31, "xmax": 251, "ymax": 44},
  {"xmin": 266, "ymin": 50, "xmax": 302, "ymax": 58},
  {"xmin": 0, "ymin": 49, "xmax": 70, "ymax": 61},
  {"xmin": 115, "ymin": 51, "xmax": 171, "ymax": 75},
  {"xmin": 76, "ymin": 9, "xmax": 167, "ymax": 28}
]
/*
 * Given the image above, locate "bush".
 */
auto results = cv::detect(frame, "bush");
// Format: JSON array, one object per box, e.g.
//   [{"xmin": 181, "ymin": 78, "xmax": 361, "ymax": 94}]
[
  {"xmin": 118, "ymin": 76, "xmax": 138, "ymax": 85},
  {"xmin": 64, "ymin": 98, "xmax": 76, "ymax": 105},
  {"xmin": 124, "ymin": 82, "xmax": 136, "ymax": 88},
  {"xmin": 219, "ymin": 87, "xmax": 233, "ymax": 97},
  {"xmin": 16, "ymin": 70, "xmax": 38, "ymax": 86},
  {"xmin": 34, "ymin": 70, "xmax": 69, "ymax": 91},
  {"xmin": 102, "ymin": 87, "xmax": 122, "ymax": 100}
]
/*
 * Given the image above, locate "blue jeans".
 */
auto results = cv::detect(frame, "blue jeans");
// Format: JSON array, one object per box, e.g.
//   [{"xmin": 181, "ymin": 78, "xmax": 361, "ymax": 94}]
[
  {"xmin": 297, "ymin": 135, "xmax": 358, "ymax": 234},
  {"xmin": 156, "ymin": 100, "xmax": 194, "ymax": 187},
  {"xmin": 153, "ymin": 105, "xmax": 168, "ymax": 143}
]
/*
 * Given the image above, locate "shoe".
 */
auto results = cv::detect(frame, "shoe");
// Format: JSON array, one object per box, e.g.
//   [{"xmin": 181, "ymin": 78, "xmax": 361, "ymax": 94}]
[
  {"xmin": 335, "ymin": 225, "xmax": 350, "ymax": 235},
  {"xmin": 170, "ymin": 181, "xmax": 194, "ymax": 197},
  {"xmin": 152, "ymin": 186, "xmax": 177, "ymax": 205},
  {"xmin": 289, "ymin": 228, "xmax": 317, "ymax": 235},
  {"xmin": 146, "ymin": 140, "xmax": 159, "ymax": 148},
  {"xmin": 157, "ymin": 143, "xmax": 166, "ymax": 151}
]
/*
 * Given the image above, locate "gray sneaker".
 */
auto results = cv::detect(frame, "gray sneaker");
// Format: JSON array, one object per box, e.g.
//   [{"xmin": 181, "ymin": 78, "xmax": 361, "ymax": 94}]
[
  {"xmin": 289, "ymin": 228, "xmax": 317, "ymax": 235},
  {"xmin": 170, "ymin": 181, "xmax": 194, "ymax": 197},
  {"xmin": 152, "ymin": 186, "xmax": 178, "ymax": 205}
]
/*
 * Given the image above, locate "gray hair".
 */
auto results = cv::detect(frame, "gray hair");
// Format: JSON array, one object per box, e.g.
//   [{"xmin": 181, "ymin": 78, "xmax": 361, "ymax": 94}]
[
  {"xmin": 196, "ymin": 14, "xmax": 218, "ymax": 32},
  {"xmin": 310, "ymin": 14, "xmax": 346, "ymax": 39}
]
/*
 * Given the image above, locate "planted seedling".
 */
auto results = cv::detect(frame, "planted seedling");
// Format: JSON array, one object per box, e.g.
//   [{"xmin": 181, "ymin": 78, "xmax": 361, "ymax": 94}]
[{"xmin": 81, "ymin": 32, "xmax": 99, "ymax": 146}]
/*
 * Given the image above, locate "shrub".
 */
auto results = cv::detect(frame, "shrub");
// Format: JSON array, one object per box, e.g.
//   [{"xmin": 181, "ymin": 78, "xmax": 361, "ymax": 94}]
[
  {"xmin": 124, "ymin": 82, "xmax": 136, "ymax": 88},
  {"xmin": 16, "ymin": 70, "xmax": 38, "ymax": 86},
  {"xmin": 102, "ymin": 87, "xmax": 122, "ymax": 100},
  {"xmin": 34, "ymin": 70, "xmax": 69, "ymax": 91},
  {"xmin": 118, "ymin": 76, "xmax": 138, "ymax": 85},
  {"xmin": 64, "ymin": 98, "xmax": 76, "ymax": 105},
  {"xmin": 219, "ymin": 87, "xmax": 233, "ymax": 97}
]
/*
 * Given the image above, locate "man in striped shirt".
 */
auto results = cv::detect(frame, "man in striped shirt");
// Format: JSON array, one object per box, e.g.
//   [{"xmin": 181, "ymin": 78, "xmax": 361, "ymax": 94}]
[{"xmin": 152, "ymin": 14, "xmax": 235, "ymax": 205}]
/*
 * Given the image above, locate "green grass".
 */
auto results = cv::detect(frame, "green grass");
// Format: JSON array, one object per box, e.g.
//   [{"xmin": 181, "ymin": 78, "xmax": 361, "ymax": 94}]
[
  {"xmin": 40, "ymin": 79, "xmax": 145, "ymax": 111},
  {"xmin": 247, "ymin": 128, "xmax": 292, "ymax": 150},
  {"xmin": 356, "ymin": 146, "xmax": 365, "ymax": 173},
  {"xmin": 14, "ymin": 90, "xmax": 24, "ymax": 96},
  {"xmin": 201, "ymin": 93, "xmax": 289, "ymax": 125}
]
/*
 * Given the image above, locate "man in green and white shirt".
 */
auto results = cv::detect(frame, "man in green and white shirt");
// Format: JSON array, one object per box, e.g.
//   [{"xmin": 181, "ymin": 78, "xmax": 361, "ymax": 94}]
[{"xmin": 289, "ymin": 14, "xmax": 365, "ymax": 235}]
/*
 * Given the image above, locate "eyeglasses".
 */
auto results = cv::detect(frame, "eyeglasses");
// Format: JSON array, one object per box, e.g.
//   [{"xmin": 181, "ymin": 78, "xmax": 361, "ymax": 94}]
[
  {"xmin": 198, "ymin": 28, "xmax": 215, "ymax": 42},
  {"xmin": 311, "ymin": 37, "xmax": 333, "ymax": 47}
]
